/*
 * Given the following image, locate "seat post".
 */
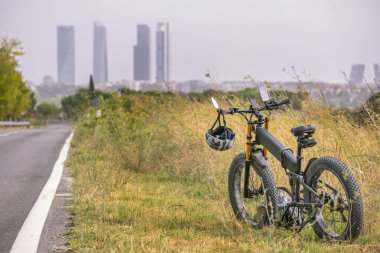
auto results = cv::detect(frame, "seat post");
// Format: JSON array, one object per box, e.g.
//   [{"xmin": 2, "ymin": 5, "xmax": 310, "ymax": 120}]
[
  {"xmin": 297, "ymin": 137, "xmax": 303, "ymax": 167},
  {"xmin": 294, "ymin": 137, "xmax": 304, "ymax": 202},
  {"xmin": 290, "ymin": 125, "xmax": 317, "ymax": 202}
]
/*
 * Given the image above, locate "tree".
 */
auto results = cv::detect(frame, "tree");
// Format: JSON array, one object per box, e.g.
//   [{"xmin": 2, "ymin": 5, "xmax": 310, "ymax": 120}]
[
  {"xmin": 36, "ymin": 102, "xmax": 58, "ymax": 124},
  {"xmin": 61, "ymin": 89, "xmax": 90, "ymax": 119},
  {"xmin": 366, "ymin": 91, "xmax": 380, "ymax": 114},
  {"xmin": 348, "ymin": 91, "xmax": 380, "ymax": 124},
  {"xmin": 28, "ymin": 92, "xmax": 37, "ymax": 115},
  {"xmin": 62, "ymin": 87, "xmax": 112, "ymax": 119},
  {"xmin": 0, "ymin": 38, "xmax": 31, "ymax": 120},
  {"xmin": 89, "ymin": 75, "xmax": 95, "ymax": 98}
]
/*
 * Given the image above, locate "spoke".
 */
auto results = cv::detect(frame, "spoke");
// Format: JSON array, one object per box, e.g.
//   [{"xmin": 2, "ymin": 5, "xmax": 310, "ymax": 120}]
[
  {"xmin": 324, "ymin": 208, "xmax": 333, "ymax": 223},
  {"xmin": 340, "ymin": 211, "xmax": 348, "ymax": 223},
  {"xmin": 333, "ymin": 213, "xmax": 337, "ymax": 231},
  {"xmin": 341, "ymin": 203, "xmax": 350, "ymax": 211},
  {"xmin": 318, "ymin": 179, "xmax": 338, "ymax": 193},
  {"xmin": 323, "ymin": 218, "xmax": 345, "ymax": 223},
  {"xmin": 314, "ymin": 169, "xmax": 351, "ymax": 236},
  {"xmin": 240, "ymin": 165, "xmax": 267, "ymax": 224}
]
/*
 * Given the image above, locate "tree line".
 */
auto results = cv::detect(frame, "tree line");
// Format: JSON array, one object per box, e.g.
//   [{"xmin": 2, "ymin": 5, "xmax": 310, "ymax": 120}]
[{"xmin": 0, "ymin": 38, "xmax": 33, "ymax": 120}]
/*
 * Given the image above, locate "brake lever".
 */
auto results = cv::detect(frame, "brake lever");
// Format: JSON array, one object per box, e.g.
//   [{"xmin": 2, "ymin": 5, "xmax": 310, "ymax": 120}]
[{"xmin": 264, "ymin": 101, "xmax": 275, "ymax": 110}]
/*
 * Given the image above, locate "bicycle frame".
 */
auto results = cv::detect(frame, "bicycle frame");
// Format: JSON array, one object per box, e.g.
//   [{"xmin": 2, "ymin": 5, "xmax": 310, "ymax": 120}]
[
  {"xmin": 243, "ymin": 118, "xmax": 322, "ymax": 212},
  {"xmin": 212, "ymin": 96, "xmax": 329, "ymax": 221}
]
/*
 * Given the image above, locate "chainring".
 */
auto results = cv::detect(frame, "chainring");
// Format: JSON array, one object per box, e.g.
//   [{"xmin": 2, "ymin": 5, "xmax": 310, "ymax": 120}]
[{"xmin": 277, "ymin": 187, "xmax": 304, "ymax": 228}]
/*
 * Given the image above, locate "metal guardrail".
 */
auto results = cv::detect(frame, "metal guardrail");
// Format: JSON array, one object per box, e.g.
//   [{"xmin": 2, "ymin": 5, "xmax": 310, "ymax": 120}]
[{"xmin": 0, "ymin": 121, "xmax": 30, "ymax": 128}]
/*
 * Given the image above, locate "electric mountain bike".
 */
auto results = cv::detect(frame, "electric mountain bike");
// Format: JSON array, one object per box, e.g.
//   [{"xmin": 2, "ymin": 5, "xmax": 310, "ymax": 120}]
[{"xmin": 209, "ymin": 84, "xmax": 364, "ymax": 241}]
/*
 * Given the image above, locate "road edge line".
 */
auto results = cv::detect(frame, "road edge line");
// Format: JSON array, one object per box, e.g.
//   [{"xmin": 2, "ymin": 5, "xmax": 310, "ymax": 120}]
[{"xmin": 10, "ymin": 131, "xmax": 74, "ymax": 253}]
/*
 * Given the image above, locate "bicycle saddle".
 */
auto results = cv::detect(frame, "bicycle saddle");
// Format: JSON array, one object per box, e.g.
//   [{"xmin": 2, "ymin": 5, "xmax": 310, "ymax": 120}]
[{"xmin": 291, "ymin": 125, "xmax": 315, "ymax": 137}]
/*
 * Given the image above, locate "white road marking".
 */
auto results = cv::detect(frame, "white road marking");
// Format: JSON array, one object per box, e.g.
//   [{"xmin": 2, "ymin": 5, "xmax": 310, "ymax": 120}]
[
  {"xmin": 0, "ymin": 131, "xmax": 20, "ymax": 137},
  {"xmin": 10, "ymin": 131, "xmax": 74, "ymax": 253}
]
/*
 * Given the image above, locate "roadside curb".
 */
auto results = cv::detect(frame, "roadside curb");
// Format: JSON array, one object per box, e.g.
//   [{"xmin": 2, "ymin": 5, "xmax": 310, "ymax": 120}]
[{"xmin": 37, "ymin": 166, "xmax": 74, "ymax": 253}]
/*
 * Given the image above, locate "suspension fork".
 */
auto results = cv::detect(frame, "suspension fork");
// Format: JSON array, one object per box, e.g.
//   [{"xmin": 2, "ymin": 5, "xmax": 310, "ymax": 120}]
[
  {"xmin": 244, "ymin": 122, "xmax": 253, "ymax": 198},
  {"xmin": 244, "ymin": 118, "xmax": 268, "ymax": 197}
]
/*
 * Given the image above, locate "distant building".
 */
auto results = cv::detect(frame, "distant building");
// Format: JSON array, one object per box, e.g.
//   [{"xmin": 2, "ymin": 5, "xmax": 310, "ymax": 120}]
[
  {"xmin": 93, "ymin": 21, "xmax": 108, "ymax": 84},
  {"xmin": 374, "ymin": 63, "xmax": 380, "ymax": 83},
  {"xmin": 176, "ymin": 80, "xmax": 210, "ymax": 93},
  {"xmin": 42, "ymin": 75, "xmax": 56, "ymax": 86},
  {"xmin": 156, "ymin": 22, "xmax": 170, "ymax": 82},
  {"xmin": 349, "ymin": 64, "xmax": 365, "ymax": 84},
  {"xmin": 133, "ymin": 25, "xmax": 151, "ymax": 81},
  {"xmin": 57, "ymin": 26, "xmax": 75, "ymax": 85}
]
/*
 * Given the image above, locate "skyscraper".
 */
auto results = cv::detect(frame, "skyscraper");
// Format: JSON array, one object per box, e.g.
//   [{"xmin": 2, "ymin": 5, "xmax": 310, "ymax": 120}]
[
  {"xmin": 349, "ymin": 64, "xmax": 365, "ymax": 84},
  {"xmin": 374, "ymin": 63, "xmax": 380, "ymax": 82},
  {"xmin": 133, "ymin": 25, "xmax": 151, "ymax": 81},
  {"xmin": 156, "ymin": 22, "xmax": 170, "ymax": 82},
  {"xmin": 93, "ymin": 21, "xmax": 108, "ymax": 83},
  {"xmin": 57, "ymin": 26, "xmax": 75, "ymax": 85}
]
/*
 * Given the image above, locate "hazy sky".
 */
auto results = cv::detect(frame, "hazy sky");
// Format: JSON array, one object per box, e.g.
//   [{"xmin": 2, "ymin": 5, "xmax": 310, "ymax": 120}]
[{"xmin": 0, "ymin": 0, "xmax": 379, "ymax": 85}]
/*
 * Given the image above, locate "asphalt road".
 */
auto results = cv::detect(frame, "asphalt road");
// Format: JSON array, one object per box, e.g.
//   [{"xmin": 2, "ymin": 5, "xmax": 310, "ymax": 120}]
[{"xmin": 0, "ymin": 124, "xmax": 71, "ymax": 253}]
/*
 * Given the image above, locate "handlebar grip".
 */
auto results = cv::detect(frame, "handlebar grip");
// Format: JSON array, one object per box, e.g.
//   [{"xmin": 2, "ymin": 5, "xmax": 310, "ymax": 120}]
[
  {"xmin": 276, "ymin": 99, "xmax": 290, "ymax": 106},
  {"xmin": 220, "ymin": 107, "xmax": 240, "ymax": 115},
  {"xmin": 220, "ymin": 109, "xmax": 234, "ymax": 115}
]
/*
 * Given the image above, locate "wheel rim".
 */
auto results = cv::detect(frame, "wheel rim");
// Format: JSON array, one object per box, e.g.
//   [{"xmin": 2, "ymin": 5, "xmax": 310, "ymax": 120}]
[
  {"xmin": 311, "ymin": 168, "xmax": 350, "ymax": 238},
  {"xmin": 234, "ymin": 163, "xmax": 270, "ymax": 226}
]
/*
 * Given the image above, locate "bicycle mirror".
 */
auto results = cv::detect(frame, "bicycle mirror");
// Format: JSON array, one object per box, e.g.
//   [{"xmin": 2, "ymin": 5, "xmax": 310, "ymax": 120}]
[
  {"xmin": 250, "ymin": 98, "xmax": 260, "ymax": 109},
  {"xmin": 211, "ymin": 97, "xmax": 220, "ymax": 109},
  {"xmin": 257, "ymin": 83, "xmax": 270, "ymax": 102}
]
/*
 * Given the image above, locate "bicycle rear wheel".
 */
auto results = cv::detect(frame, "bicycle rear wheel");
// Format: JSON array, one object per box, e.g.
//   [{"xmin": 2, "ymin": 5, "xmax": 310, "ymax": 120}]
[
  {"xmin": 228, "ymin": 152, "xmax": 278, "ymax": 228},
  {"xmin": 304, "ymin": 157, "xmax": 364, "ymax": 241}
]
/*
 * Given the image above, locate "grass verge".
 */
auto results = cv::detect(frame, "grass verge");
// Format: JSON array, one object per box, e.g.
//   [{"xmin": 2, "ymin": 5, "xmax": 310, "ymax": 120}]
[{"xmin": 66, "ymin": 92, "xmax": 380, "ymax": 252}]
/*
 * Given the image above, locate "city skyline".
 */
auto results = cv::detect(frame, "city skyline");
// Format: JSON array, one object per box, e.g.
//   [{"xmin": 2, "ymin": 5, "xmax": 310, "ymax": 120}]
[
  {"xmin": 1, "ymin": 0, "xmax": 379, "ymax": 85},
  {"xmin": 53, "ymin": 22, "xmax": 380, "ymax": 86},
  {"xmin": 57, "ymin": 26, "xmax": 75, "ymax": 85},
  {"xmin": 52, "ymin": 22, "xmax": 380, "ymax": 86}
]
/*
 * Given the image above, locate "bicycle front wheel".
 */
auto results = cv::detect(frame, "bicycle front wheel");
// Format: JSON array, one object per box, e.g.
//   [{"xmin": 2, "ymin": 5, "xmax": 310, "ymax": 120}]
[{"xmin": 228, "ymin": 152, "xmax": 278, "ymax": 228}]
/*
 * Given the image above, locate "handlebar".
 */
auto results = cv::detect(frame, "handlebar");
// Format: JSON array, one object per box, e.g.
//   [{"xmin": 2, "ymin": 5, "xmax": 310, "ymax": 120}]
[
  {"xmin": 275, "ymin": 99, "xmax": 290, "ymax": 107},
  {"xmin": 218, "ymin": 99, "xmax": 290, "ymax": 118}
]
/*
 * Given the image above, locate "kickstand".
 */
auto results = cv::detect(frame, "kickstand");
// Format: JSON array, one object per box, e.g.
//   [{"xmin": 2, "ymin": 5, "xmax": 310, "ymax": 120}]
[
  {"xmin": 297, "ymin": 210, "xmax": 316, "ymax": 234},
  {"xmin": 280, "ymin": 205, "xmax": 290, "ymax": 225}
]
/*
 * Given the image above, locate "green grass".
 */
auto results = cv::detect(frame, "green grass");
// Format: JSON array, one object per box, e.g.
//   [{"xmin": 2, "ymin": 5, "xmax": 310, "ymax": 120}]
[{"xmin": 66, "ymin": 92, "xmax": 380, "ymax": 252}]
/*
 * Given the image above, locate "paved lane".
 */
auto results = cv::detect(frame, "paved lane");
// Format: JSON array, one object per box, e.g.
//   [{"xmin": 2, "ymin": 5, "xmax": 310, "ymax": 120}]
[{"xmin": 0, "ymin": 124, "xmax": 71, "ymax": 253}]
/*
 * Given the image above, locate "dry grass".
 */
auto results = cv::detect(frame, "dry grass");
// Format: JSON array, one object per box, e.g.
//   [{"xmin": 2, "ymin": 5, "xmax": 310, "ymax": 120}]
[{"xmin": 66, "ymin": 92, "xmax": 380, "ymax": 252}]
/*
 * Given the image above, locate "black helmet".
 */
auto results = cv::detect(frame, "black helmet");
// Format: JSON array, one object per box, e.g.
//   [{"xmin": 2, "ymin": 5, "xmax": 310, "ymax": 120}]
[
  {"xmin": 206, "ymin": 126, "xmax": 235, "ymax": 151},
  {"xmin": 205, "ymin": 110, "xmax": 235, "ymax": 151}
]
